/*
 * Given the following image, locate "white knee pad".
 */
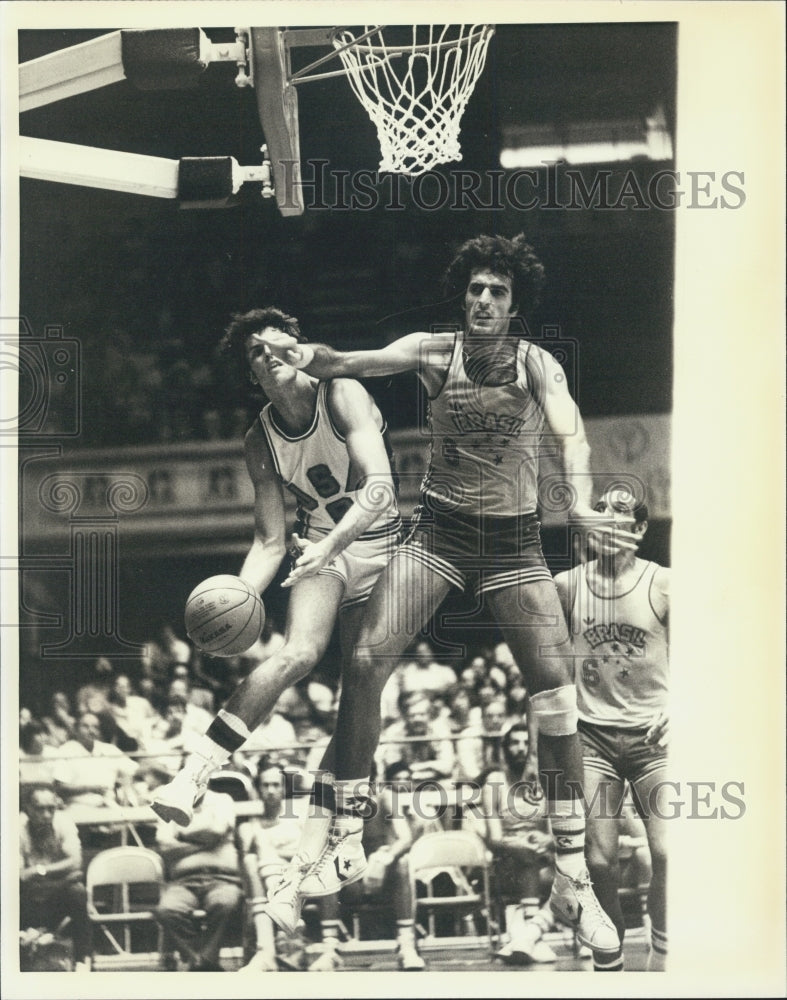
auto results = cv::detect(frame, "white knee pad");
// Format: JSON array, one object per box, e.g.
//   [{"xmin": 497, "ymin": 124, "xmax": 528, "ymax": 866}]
[{"xmin": 530, "ymin": 685, "xmax": 578, "ymax": 736}]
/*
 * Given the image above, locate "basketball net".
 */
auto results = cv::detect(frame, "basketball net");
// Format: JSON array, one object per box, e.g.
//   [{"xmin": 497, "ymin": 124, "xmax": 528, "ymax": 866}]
[{"xmin": 332, "ymin": 25, "xmax": 494, "ymax": 175}]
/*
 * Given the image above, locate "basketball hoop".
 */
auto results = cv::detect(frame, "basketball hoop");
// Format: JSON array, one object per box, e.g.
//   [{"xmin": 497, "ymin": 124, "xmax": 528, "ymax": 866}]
[{"xmin": 332, "ymin": 25, "xmax": 495, "ymax": 175}]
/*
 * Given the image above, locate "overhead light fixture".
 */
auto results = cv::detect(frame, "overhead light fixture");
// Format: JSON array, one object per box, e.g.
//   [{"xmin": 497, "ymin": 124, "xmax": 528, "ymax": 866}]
[{"xmin": 500, "ymin": 105, "xmax": 673, "ymax": 168}]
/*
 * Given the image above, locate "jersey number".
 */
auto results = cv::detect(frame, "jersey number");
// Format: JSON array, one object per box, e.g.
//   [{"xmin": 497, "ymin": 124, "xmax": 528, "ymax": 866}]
[
  {"xmin": 286, "ymin": 464, "xmax": 353, "ymax": 524},
  {"xmin": 581, "ymin": 658, "xmax": 600, "ymax": 687}
]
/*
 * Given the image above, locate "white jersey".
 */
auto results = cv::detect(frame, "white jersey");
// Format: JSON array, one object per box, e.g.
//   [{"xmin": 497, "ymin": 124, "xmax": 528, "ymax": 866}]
[
  {"xmin": 420, "ymin": 332, "xmax": 545, "ymax": 518},
  {"xmin": 566, "ymin": 560, "xmax": 669, "ymax": 728},
  {"xmin": 258, "ymin": 380, "xmax": 400, "ymax": 541}
]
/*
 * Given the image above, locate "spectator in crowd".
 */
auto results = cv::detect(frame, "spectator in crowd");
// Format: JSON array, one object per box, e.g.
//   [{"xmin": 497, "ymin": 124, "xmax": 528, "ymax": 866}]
[
  {"xmin": 379, "ymin": 659, "xmax": 408, "ymax": 729},
  {"xmin": 40, "ymin": 691, "xmax": 77, "ymax": 749},
  {"xmin": 171, "ymin": 663, "xmax": 215, "ymax": 714},
  {"xmin": 107, "ymin": 673, "xmax": 159, "ymax": 751},
  {"xmin": 147, "ymin": 694, "xmax": 204, "ymax": 776},
  {"xmin": 446, "ymin": 684, "xmax": 482, "ymax": 735},
  {"xmin": 341, "ymin": 760, "xmax": 444, "ymax": 970},
  {"xmin": 75, "ymin": 658, "xmax": 115, "ymax": 724},
  {"xmin": 185, "ymin": 648, "xmax": 228, "ymax": 707},
  {"xmin": 380, "ymin": 641, "xmax": 458, "ymax": 729},
  {"xmin": 506, "ymin": 672, "xmax": 529, "ymax": 724},
  {"xmin": 19, "ymin": 787, "xmax": 91, "ymax": 972},
  {"xmin": 142, "ymin": 622, "xmax": 192, "ymax": 701},
  {"xmin": 458, "ymin": 655, "xmax": 489, "ymax": 692},
  {"xmin": 52, "ymin": 710, "xmax": 138, "ymax": 819},
  {"xmin": 490, "ymin": 641, "xmax": 517, "ymax": 685},
  {"xmin": 238, "ymin": 759, "xmax": 343, "ymax": 972},
  {"xmin": 399, "ymin": 639, "xmax": 458, "ymax": 701},
  {"xmin": 243, "ymin": 709, "xmax": 297, "ymax": 772},
  {"xmin": 166, "ymin": 679, "xmax": 213, "ymax": 736},
  {"xmin": 19, "ymin": 720, "xmax": 58, "ymax": 788},
  {"xmin": 454, "ymin": 694, "xmax": 513, "ymax": 782},
  {"xmin": 152, "ymin": 779, "xmax": 245, "ymax": 972},
  {"xmin": 472, "ymin": 722, "xmax": 557, "ymax": 965},
  {"xmin": 274, "ymin": 675, "xmax": 336, "ymax": 731},
  {"xmin": 376, "ymin": 692, "xmax": 455, "ymax": 785}
]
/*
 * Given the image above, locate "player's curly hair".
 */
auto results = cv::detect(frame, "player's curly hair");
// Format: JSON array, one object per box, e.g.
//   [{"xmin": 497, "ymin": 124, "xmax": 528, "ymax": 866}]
[
  {"xmin": 442, "ymin": 233, "xmax": 545, "ymax": 313},
  {"xmin": 219, "ymin": 307, "xmax": 305, "ymax": 372}
]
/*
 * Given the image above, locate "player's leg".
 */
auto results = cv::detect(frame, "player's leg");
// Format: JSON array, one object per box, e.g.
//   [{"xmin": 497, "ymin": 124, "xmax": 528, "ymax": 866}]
[
  {"xmin": 265, "ymin": 550, "xmax": 453, "ymax": 929},
  {"xmin": 582, "ymin": 763, "xmax": 627, "ymax": 971},
  {"xmin": 630, "ymin": 765, "xmax": 669, "ymax": 970},
  {"xmin": 485, "ymin": 578, "xmax": 619, "ymax": 953},
  {"xmin": 390, "ymin": 855, "xmax": 425, "ymax": 970},
  {"xmin": 267, "ymin": 599, "xmax": 375, "ymax": 914},
  {"xmin": 332, "ymin": 550, "xmax": 452, "ymax": 780},
  {"xmin": 151, "ymin": 574, "xmax": 344, "ymax": 825}
]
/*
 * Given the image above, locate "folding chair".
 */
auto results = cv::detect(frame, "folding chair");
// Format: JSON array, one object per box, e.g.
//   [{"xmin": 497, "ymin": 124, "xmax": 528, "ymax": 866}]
[
  {"xmin": 408, "ymin": 830, "xmax": 499, "ymax": 953},
  {"xmin": 86, "ymin": 846, "xmax": 165, "ymax": 970}
]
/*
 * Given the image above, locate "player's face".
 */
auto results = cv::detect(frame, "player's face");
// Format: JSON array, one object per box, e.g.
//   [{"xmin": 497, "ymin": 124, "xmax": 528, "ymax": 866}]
[
  {"xmin": 591, "ymin": 490, "xmax": 644, "ymax": 555},
  {"xmin": 464, "ymin": 269, "xmax": 516, "ymax": 339},
  {"xmin": 245, "ymin": 328, "xmax": 298, "ymax": 390}
]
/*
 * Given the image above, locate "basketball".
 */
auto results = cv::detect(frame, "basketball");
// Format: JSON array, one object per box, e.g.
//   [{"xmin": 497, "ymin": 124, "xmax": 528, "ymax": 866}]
[{"xmin": 184, "ymin": 575, "xmax": 265, "ymax": 657}]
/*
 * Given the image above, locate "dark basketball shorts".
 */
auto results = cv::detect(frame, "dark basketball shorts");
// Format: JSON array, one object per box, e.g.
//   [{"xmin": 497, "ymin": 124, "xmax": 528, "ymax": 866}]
[
  {"xmin": 578, "ymin": 718, "xmax": 668, "ymax": 791},
  {"xmin": 396, "ymin": 501, "xmax": 552, "ymax": 598}
]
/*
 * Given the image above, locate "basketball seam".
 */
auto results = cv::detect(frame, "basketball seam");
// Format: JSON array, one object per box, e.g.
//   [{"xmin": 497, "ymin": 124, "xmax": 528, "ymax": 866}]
[{"xmin": 212, "ymin": 597, "xmax": 262, "ymax": 654}]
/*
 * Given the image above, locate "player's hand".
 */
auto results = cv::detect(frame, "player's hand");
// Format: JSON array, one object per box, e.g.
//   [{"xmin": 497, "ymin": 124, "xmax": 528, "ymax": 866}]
[
  {"xmin": 282, "ymin": 534, "xmax": 335, "ymax": 588},
  {"xmin": 569, "ymin": 503, "xmax": 641, "ymax": 554},
  {"xmin": 645, "ymin": 710, "xmax": 669, "ymax": 747},
  {"xmin": 256, "ymin": 329, "xmax": 315, "ymax": 370}
]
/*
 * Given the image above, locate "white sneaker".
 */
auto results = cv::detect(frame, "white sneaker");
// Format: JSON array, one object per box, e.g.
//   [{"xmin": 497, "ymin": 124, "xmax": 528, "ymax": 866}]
[
  {"xmin": 549, "ymin": 867, "xmax": 619, "ymax": 953},
  {"xmin": 508, "ymin": 921, "xmax": 557, "ymax": 964},
  {"xmin": 298, "ymin": 815, "xmax": 367, "ymax": 897},
  {"xmin": 263, "ymin": 853, "xmax": 313, "ymax": 935},
  {"xmin": 150, "ymin": 760, "xmax": 211, "ymax": 827},
  {"xmin": 307, "ymin": 942, "xmax": 341, "ymax": 971},
  {"xmin": 397, "ymin": 940, "xmax": 425, "ymax": 971},
  {"xmin": 237, "ymin": 949, "xmax": 278, "ymax": 972}
]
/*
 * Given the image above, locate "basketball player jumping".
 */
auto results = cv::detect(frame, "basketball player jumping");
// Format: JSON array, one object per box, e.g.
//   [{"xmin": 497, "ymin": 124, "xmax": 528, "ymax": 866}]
[
  {"xmin": 151, "ymin": 308, "xmax": 401, "ymax": 844},
  {"xmin": 554, "ymin": 486, "xmax": 669, "ymax": 971},
  {"xmin": 259, "ymin": 234, "xmax": 639, "ymax": 954}
]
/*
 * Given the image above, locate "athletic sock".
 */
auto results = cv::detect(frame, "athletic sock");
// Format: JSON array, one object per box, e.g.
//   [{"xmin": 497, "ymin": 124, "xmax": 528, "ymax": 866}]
[
  {"xmin": 334, "ymin": 776, "xmax": 371, "ymax": 819},
  {"xmin": 396, "ymin": 919, "xmax": 417, "ymax": 945},
  {"xmin": 647, "ymin": 926, "xmax": 667, "ymax": 970},
  {"xmin": 199, "ymin": 709, "xmax": 251, "ymax": 766},
  {"xmin": 298, "ymin": 772, "xmax": 337, "ymax": 861},
  {"xmin": 548, "ymin": 797, "xmax": 586, "ymax": 878}
]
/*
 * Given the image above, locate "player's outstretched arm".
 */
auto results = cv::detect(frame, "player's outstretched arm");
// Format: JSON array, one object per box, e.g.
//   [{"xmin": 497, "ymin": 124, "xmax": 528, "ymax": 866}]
[
  {"xmin": 239, "ymin": 423, "xmax": 288, "ymax": 594},
  {"xmin": 283, "ymin": 379, "xmax": 397, "ymax": 588},
  {"xmin": 534, "ymin": 347, "xmax": 639, "ymax": 549},
  {"xmin": 260, "ymin": 329, "xmax": 454, "ymax": 385}
]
